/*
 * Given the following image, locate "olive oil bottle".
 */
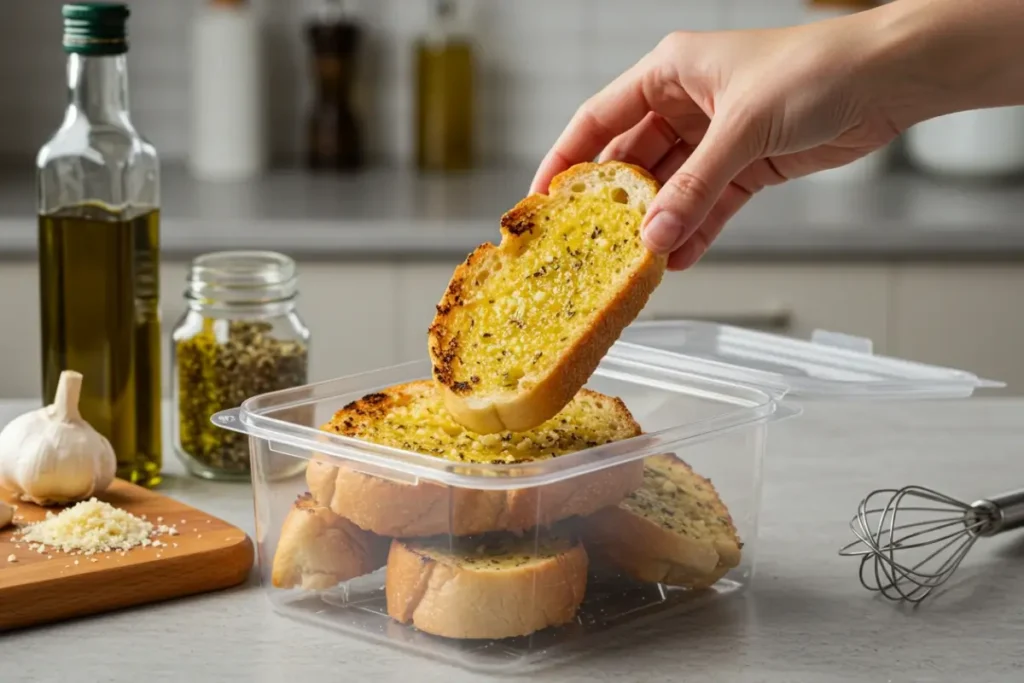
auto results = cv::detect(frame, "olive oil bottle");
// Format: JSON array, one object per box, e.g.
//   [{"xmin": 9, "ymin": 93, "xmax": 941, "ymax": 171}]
[
  {"xmin": 36, "ymin": 4, "xmax": 162, "ymax": 486},
  {"xmin": 416, "ymin": 0, "xmax": 475, "ymax": 171}
]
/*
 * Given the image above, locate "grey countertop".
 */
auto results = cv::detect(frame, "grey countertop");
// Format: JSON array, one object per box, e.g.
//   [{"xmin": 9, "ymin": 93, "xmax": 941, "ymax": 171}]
[
  {"xmin": 3, "ymin": 398, "xmax": 1024, "ymax": 682},
  {"xmin": 4, "ymin": 165, "xmax": 1024, "ymax": 261}
]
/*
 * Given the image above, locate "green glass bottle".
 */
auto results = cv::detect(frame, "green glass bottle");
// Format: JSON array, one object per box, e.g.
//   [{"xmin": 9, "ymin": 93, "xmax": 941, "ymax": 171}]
[{"xmin": 36, "ymin": 4, "xmax": 163, "ymax": 487}]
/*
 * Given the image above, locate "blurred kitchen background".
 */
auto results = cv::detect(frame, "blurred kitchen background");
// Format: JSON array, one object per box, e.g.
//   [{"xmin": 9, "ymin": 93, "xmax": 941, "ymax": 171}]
[{"xmin": 2, "ymin": 0, "xmax": 1024, "ymax": 396}]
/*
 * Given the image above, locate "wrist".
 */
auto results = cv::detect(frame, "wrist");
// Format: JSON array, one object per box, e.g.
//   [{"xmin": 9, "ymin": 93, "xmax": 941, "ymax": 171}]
[{"xmin": 861, "ymin": 0, "xmax": 1024, "ymax": 130}]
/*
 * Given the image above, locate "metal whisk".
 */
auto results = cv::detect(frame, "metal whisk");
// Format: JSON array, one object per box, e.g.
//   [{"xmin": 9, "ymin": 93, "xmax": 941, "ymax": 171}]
[{"xmin": 838, "ymin": 485, "xmax": 1024, "ymax": 603}]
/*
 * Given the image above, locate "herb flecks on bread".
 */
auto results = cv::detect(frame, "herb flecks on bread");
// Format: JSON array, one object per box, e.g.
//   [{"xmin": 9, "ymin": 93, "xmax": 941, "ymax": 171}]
[
  {"xmin": 624, "ymin": 461, "xmax": 737, "ymax": 544},
  {"xmin": 385, "ymin": 529, "xmax": 588, "ymax": 640},
  {"xmin": 322, "ymin": 380, "xmax": 639, "ymax": 465},
  {"xmin": 429, "ymin": 161, "xmax": 666, "ymax": 434},
  {"xmin": 582, "ymin": 455, "xmax": 741, "ymax": 589},
  {"xmin": 413, "ymin": 530, "xmax": 576, "ymax": 568}
]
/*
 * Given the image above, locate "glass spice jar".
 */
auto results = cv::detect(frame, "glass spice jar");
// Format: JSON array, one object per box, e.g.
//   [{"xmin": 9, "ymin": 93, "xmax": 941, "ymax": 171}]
[{"xmin": 171, "ymin": 251, "xmax": 311, "ymax": 480}]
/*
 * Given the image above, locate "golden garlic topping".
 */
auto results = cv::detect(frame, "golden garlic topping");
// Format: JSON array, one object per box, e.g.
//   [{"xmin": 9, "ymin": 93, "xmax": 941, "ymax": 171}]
[
  {"xmin": 624, "ymin": 457, "xmax": 738, "ymax": 544},
  {"xmin": 442, "ymin": 189, "xmax": 646, "ymax": 394},
  {"xmin": 321, "ymin": 380, "xmax": 639, "ymax": 464}
]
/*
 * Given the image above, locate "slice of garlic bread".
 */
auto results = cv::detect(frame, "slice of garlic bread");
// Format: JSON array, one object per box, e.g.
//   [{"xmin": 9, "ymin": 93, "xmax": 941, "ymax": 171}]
[
  {"xmin": 385, "ymin": 528, "xmax": 588, "ymax": 639},
  {"xmin": 271, "ymin": 493, "xmax": 390, "ymax": 591},
  {"xmin": 429, "ymin": 161, "xmax": 666, "ymax": 434},
  {"xmin": 581, "ymin": 455, "xmax": 741, "ymax": 589},
  {"xmin": 307, "ymin": 380, "xmax": 642, "ymax": 538}
]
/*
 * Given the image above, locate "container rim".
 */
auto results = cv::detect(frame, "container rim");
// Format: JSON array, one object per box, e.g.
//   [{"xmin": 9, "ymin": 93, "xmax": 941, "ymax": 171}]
[{"xmin": 213, "ymin": 344, "xmax": 801, "ymax": 490}]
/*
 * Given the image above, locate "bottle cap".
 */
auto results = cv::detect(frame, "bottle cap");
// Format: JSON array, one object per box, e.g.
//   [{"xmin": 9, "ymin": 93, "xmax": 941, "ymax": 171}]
[{"xmin": 62, "ymin": 3, "xmax": 130, "ymax": 56}]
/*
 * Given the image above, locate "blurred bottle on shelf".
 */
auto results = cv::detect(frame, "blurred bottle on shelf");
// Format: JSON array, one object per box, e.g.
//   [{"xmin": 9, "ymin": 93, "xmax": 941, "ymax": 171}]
[
  {"xmin": 416, "ymin": 0, "xmax": 475, "ymax": 172},
  {"xmin": 189, "ymin": 0, "xmax": 266, "ymax": 181},
  {"xmin": 306, "ymin": 0, "xmax": 364, "ymax": 171},
  {"xmin": 802, "ymin": 0, "xmax": 891, "ymax": 183}
]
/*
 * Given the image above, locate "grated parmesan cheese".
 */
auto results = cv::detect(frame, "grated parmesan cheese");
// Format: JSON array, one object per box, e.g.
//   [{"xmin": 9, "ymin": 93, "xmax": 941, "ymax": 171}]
[{"xmin": 16, "ymin": 498, "xmax": 177, "ymax": 556}]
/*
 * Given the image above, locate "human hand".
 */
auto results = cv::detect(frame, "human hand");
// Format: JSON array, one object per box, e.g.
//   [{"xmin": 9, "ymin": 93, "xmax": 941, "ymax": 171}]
[{"xmin": 530, "ymin": 15, "xmax": 903, "ymax": 270}]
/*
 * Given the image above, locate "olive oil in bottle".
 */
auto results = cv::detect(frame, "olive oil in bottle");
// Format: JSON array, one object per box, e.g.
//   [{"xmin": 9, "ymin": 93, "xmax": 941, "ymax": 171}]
[
  {"xmin": 416, "ymin": 0, "xmax": 475, "ymax": 171},
  {"xmin": 36, "ymin": 4, "xmax": 162, "ymax": 486}
]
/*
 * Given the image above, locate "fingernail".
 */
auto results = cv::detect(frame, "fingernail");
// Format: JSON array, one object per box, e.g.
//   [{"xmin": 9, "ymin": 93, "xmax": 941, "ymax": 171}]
[{"xmin": 642, "ymin": 211, "xmax": 685, "ymax": 253}]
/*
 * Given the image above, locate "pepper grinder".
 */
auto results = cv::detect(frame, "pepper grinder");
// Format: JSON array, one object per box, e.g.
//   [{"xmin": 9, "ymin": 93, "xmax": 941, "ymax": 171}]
[{"xmin": 305, "ymin": 0, "xmax": 363, "ymax": 171}]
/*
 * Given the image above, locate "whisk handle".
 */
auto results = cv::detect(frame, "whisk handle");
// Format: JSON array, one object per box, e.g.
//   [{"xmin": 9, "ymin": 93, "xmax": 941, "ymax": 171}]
[{"xmin": 972, "ymin": 488, "xmax": 1024, "ymax": 536}]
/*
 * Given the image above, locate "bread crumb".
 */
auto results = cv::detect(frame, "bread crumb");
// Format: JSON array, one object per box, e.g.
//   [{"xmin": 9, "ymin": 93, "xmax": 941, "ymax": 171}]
[{"xmin": 6, "ymin": 553, "xmax": 16, "ymax": 563}]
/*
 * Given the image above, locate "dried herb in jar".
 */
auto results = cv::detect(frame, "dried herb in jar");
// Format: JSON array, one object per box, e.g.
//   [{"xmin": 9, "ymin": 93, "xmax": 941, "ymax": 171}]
[{"xmin": 176, "ymin": 319, "xmax": 308, "ymax": 473}]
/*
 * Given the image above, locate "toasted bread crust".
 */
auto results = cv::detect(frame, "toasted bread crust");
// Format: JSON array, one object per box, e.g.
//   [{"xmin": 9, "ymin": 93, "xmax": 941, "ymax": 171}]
[
  {"xmin": 271, "ymin": 493, "xmax": 390, "ymax": 590},
  {"xmin": 306, "ymin": 380, "xmax": 644, "ymax": 537},
  {"xmin": 429, "ymin": 161, "xmax": 667, "ymax": 434},
  {"xmin": 307, "ymin": 450, "xmax": 644, "ymax": 538},
  {"xmin": 581, "ymin": 455, "xmax": 741, "ymax": 589},
  {"xmin": 385, "ymin": 536, "xmax": 588, "ymax": 639}
]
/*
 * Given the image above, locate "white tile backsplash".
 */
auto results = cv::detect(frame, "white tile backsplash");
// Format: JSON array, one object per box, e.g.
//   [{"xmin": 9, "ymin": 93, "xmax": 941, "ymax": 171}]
[{"xmin": 2, "ymin": 0, "xmax": 805, "ymax": 166}]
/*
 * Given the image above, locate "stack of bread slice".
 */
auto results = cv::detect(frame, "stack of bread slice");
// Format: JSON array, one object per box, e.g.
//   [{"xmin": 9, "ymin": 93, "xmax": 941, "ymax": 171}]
[{"xmin": 269, "ymin": 161, "xmax": 741, "ymax": 641}]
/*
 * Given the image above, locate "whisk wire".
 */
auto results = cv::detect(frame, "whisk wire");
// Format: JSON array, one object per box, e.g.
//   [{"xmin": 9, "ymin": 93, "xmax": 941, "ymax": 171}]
[{"xmin": 840, "ymin": 485, "xmax": 990, "ymax": 604}]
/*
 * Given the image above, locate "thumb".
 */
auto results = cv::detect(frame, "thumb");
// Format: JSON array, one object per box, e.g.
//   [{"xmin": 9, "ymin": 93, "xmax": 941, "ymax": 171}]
[{"xmin": 642, "ymin": 113, "xmax": 759, "ymax": 255}]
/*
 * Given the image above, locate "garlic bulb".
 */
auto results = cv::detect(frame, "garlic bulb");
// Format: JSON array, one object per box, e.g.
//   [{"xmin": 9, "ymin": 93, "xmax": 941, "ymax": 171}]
[
  {"xmin": 0, "ymin": 370, "xmax": 117, "ymax": 506},
  {"xmin": 0, "ymin": 499, "xmax": 12, "ymax": 528}
]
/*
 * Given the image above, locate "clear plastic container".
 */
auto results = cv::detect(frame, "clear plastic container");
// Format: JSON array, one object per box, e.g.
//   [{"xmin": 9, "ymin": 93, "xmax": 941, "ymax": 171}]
[{"xmin": 213, "ymin": 322, "xmax": 1000, "ymax": 674}]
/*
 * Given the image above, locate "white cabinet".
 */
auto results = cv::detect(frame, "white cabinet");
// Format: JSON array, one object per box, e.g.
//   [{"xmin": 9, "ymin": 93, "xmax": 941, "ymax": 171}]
[
  {"xmin": 394, "ymin": 259, "xmax": 466, "ymax": 363},
  {"xmin": 0, "ymin": 264, "xmax": 40, "ymax": 399},
  {"xmin": 891, "ymin": 265, "xmax": 1024, "ymax": 392},
  {"xmin": 642, "ymin": 264, "xmax": 893, "ymax": 351},
  {"xmin": 2, "ymin": 259, "xmax": 1023, "ymax": 398},
  {"xmin": 390, "ymin": 263, "xmax": 896, "ymax": 363},
  {"xmin": 297, "ymin": 264, "xmax": 398, "ymax": 381},
  {"xmin": 0, "ymin": 261, "xmax": 399, "ymax": 399}
]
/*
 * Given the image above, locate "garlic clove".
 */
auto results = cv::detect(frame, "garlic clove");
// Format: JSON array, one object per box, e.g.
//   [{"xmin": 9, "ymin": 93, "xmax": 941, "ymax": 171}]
[{"xmin": 0, "ymin": 370, "xmax": 118, "ymax": 507}]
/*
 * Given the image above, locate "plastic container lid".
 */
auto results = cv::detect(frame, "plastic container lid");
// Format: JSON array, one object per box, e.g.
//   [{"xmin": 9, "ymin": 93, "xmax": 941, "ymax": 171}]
[{"xmin": 617, "ymin": 320, "xmax": 1004, "ymax": 400}]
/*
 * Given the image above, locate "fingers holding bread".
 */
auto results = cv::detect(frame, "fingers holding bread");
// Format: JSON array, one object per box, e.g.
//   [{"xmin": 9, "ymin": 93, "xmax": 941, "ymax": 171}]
[
  {"xmin": 265, "ymin": 160, "xmax": 745, "ymax": 646},
  {"xmin": 428, "ymin": 160, "xmax": 667, "ymax": 434}
]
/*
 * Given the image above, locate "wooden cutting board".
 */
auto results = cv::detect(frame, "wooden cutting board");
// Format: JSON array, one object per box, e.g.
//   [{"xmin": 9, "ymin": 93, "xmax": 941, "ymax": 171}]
[{"xmin": 0, "ymin": 479, "xmax": 254, "ymax": 631}]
